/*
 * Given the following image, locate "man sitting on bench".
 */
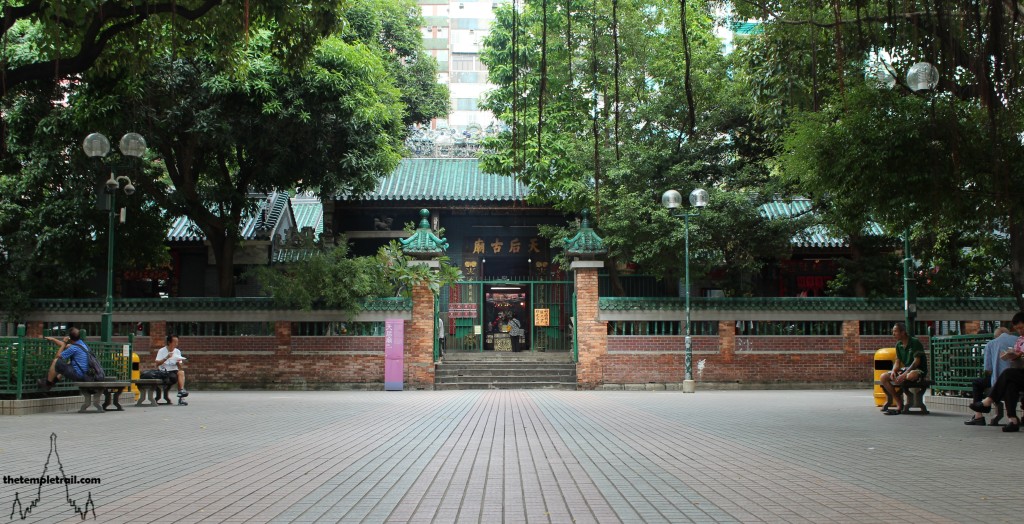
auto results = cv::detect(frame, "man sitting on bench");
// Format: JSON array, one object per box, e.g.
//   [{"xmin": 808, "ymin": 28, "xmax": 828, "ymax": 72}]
[
  {"xmin": 155, "ymin": 334, "xmax": 189, "ymax": 404},
  {"xmin": 879, "ymin": 322, "xmax": 927, "ymax": 415},
  {"xmin": 37, "ymin": 327, "xmax": 90, "ymax": 391}
]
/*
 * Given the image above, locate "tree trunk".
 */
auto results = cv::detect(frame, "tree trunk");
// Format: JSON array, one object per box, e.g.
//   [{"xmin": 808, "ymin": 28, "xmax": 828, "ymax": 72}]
[
  {"xmin": 1009, "ymin": 209, "xmax": 1024, "ymax": 310},
  {"xmin": 205, "ymin": 226, "xmax": 238, "ymax": 298}
]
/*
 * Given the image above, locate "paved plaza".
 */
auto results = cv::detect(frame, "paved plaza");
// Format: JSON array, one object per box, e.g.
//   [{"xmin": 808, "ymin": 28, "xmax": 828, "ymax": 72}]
[{"xmin": 0, "ymin": 389, "xmax": 1017, "ymax": 523}]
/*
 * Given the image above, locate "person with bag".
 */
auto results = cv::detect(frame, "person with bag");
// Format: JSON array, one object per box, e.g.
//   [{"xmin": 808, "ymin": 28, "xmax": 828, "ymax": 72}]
[
  {"xmin": 37, "ymin": 327, "xmax": 95, "ymax": 390},
  {"xmin": 155, "ymin": 334, "xmax": 189, "ymax": 404},
  {"xmin": 509, "ymin": 312, "xmax": 524, "ymax": 352}
]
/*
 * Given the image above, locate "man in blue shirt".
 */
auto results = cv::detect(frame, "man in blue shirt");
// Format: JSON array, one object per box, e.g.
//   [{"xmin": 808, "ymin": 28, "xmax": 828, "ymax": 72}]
[
  {"xmin": 965, "ymin": 320, "xmax": 1023, "ymax": 426},
  {"xmin": 37, "ymin": 327, "xmax": 91, "ymax": 390}
]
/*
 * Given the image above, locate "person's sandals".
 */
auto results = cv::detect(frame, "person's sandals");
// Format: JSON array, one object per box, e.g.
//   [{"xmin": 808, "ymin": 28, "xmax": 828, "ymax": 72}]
[
  {"xmin": 964, "ymin": 417, "xmax": 986, "ymax": 426},
  {"xmin": 880, "ymin": 401, "xmax": 893, "ymax": 412}
]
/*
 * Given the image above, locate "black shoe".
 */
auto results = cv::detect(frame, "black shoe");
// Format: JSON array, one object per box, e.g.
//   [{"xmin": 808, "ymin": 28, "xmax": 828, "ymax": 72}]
[
  {"xmin": 178, "ymin": 399, "xmax": 188, "ymax": 406},
  {"xmin": 880, "ymin": 401, "xmax": 893, "ymax": 412},
  {"xmin": 883, "ymin": 410, "xmax": 901, "ymax": 415},
  {"xmin": 969, "ymin": 401, "xmax": 992, "ymax": 413},
  {"xmin": 36, "ymin": 378, "xmax": 52, "ymax": 391},
  {"xmin": 964, "ymin": 417, "xmax": 986, "ymax": 426},
  {"xmin": 177, "ymin": 389, "xmax": 189, "ymax": 398},
  {"xmin": 990, "ymin": 415, "xmax": 1004, "ymax": 426},
  {"xmin": 1002, "ymin": 422, "xmax": 1019, "ymax": 433}
]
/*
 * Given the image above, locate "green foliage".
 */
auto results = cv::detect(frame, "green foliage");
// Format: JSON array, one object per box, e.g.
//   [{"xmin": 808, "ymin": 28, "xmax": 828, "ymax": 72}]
[
  {"xmin": 480, "ymin": 0, "xmax": 805, "ymax": 294},
  {"xmin": 251, "ymin": 241, "xmax": 462, "ymax": 311},
  {"xmin": 374, "ymin": 241, "xmax": 463, "ymax": 298},
  {"xmin": 0, "ymin": 79, "xmax": 168, "ymax": 317},
  {"xmin": 62, "ymin": 1, "xmax": 443, "ymax": 296},
  {"xmin": 249, "ymin": 242, "xmax": 381, "ymax": 311}
]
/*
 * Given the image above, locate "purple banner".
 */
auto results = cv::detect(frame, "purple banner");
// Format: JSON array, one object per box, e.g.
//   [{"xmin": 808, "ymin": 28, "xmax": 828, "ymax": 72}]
[{"xmin": 384, "ymin": 319, "xmax": 404, "ymax": 391}]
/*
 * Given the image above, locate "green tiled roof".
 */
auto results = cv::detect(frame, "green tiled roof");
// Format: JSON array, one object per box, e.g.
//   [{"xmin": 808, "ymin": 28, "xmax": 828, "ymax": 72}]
[
  {"xmin": 599, "ymin": 297, "xmax": 1018, "ymax": 312},
  {"xmin": 758, "ymin": 199, "xmax": 886, "ymax": 249},
  {"xmin": 291, "ymin": 196, "xmax": 323, "ymax": 238},
  {"xmin": 342, "ymin": 158, "xmax": 527, "ymax": 202},
  {"xmin": 731, "ymin": 21, "xmax": 763, "ymax": 36},
  {"xmin": 167, "ymin": 192, "xmax": 290, "ymax": 242}
]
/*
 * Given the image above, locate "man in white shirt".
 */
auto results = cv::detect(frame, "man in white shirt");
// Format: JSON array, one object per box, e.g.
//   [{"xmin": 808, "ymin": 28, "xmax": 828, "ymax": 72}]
[{"xmin": 155, "ymin": 334, "xmax": 188, "ymax": 403}]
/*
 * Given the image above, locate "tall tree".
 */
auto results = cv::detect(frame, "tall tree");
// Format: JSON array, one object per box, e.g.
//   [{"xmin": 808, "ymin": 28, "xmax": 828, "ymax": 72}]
[
  {"xmin": 481, "ymin": 0, "xmax": 802, "ymax": 294},
  {"xmin": 734, "ymin": 0, "xmax": 1024, "ymax": 300}
]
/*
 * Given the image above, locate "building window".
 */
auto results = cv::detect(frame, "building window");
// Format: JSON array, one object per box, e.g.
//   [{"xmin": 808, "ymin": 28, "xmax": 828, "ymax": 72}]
[{"xmin": 454, "ymin": 98, "xmax": 479, "ymax": 111}]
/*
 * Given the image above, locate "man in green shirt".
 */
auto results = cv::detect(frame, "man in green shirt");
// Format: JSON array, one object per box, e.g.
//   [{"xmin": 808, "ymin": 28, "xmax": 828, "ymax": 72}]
[{"xmin": 879, "ymin": 322, "xmax": 927, "ymax": 415}]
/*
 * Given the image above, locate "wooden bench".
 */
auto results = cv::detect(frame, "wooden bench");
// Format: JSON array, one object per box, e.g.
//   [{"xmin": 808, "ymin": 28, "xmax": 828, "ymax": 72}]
[
  {"xmin": 884, "ymin": 379, "xmax": 933, "ymax": 414},
  {"xmin": 132, "ymin": 379, "xmax": 174, "ymax": 406},
  {"xmin": 72, "ymin": 381, "xmax": 131, "ymax": 413}
]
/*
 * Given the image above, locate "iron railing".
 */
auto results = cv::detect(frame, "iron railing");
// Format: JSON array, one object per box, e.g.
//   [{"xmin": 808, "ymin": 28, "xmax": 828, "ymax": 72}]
[
  {"xmin": 1, "ymin": 327, "xmax": 133, "ymax": 400},
  {"xmin": 930, "ymin": 334, "xmax": 989, "ymax": 395}
]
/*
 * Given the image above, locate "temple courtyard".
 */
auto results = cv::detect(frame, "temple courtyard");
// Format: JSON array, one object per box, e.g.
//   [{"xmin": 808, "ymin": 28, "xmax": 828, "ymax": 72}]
[{"xmin": 0, "ymin": 389, "xmax": 1012, "ymax": 523}]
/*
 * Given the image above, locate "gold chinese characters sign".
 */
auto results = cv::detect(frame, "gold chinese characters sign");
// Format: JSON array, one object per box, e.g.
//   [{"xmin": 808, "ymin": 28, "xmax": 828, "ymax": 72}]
[
  {"xmin": 534, "ymin": 309, "xmax": 550, "ymax": 327},
  {"xmin": 465, "ymin": 236, "xmax": 546, "ymax": 256}
]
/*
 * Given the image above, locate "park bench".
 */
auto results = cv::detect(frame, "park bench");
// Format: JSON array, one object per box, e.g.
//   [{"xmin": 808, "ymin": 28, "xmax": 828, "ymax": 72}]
[
  {"xmin": 884, "ymin": 379, "xmax": 933, "ymax": 415},
  {"xmin": 72, "ymin": 381, "xmax": 131, "ymax": 413},
  {"xmin": 132, "ymin": 378, "xmax": 174, "ymax": 406}
]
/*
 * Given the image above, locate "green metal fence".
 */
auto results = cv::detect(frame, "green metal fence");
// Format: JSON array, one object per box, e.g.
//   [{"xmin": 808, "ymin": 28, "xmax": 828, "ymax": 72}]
[
  {"xmin": 930, "ymin": 334, "xmax": 989, "ymax": 395},
  {"xmin": 0, "ymin": 327, "xmax": 132, "ymax": 400}
]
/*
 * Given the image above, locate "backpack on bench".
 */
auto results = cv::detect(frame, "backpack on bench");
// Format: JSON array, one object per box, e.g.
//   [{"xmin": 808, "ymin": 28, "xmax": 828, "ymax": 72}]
[
  {"xmin": 140, "ymin": 369, "xmax": 176, "ymax": 384},
  {"xmin": 70, "ymin": 341, "xmax": 105, "ymax": 381}
]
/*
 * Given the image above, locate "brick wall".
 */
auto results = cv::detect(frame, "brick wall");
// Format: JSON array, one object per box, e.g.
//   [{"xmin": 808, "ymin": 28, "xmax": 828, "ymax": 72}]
[
  {"xmin": 133, "ymin": 321, "xmax": 389, "ymax": 390},
  {"xmin": 605, "ymin": 334, "xmax": 873, "ymax": 385}
]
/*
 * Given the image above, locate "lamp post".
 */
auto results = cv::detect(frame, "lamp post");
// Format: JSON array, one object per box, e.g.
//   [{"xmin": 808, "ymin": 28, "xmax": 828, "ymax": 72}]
[
  {"xmin": 662, "ymin": 187, "xmax": 709, "ymax": 393},
  {"xmin": 900, "ymin": 61, "xmax": 938, "ymax": 337},
  {"xmin": 83, "ymin": 132, "xmax": 146, "ymax": 342}
]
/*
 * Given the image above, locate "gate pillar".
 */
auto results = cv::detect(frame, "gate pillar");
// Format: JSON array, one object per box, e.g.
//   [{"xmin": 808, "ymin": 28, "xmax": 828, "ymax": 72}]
[
  {"xmin": 571, "ymin": 260, "xmax": 606, "ymax": 389},
  {"xmin": 564, "ymin": 209, "xmax": 609, "ymax": 389},
  {"xmin": 401, "ymin": 209, "xmax": 449, "ymax": 390}
]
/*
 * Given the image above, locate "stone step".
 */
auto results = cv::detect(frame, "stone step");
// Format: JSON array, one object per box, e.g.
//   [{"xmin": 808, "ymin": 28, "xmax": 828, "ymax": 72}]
[
  {"xmin": 434, "ymin": 381, "xmax": 578, "ymax": 390},
  {"xmin": 436, "ymin": 369, "xmax": 576, "ymax": 378},
  {"xmin": 436, "ymin": 374, "xmax": 577, "ymax": 382}
]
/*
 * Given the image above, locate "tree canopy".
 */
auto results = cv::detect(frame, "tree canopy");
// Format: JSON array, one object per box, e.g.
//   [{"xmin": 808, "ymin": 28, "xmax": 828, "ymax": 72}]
[
  {"xmin": 480, "ymin": 0, "xmax": 803, "ymax": 295},
  {"xmin": 0, "ymin": 0, "xmax": 448, "ymax": 303}
]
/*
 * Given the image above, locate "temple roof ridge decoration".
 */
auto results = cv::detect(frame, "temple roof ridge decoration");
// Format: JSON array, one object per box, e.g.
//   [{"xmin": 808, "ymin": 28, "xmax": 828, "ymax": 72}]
[
  {"xmin": 400, "ymin": 209, "xmax": 449, "ymax": 259},
  {"xmin": 563, "ymin": 209, "xmax": 607, "ymax": 259}
]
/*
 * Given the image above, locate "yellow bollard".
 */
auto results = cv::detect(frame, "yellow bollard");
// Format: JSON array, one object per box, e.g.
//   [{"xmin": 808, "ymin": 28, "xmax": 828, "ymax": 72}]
[
  {"xmin": 131, "ymin": 352, "xmax": 140, "ymax": 399},
  {"xmin": 874, "ymin": 347, "xmax": 896, "ymax": 406}
]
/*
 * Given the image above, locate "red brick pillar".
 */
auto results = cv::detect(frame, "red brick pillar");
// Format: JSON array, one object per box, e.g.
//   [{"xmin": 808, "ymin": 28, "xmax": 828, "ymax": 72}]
[
  {"xmin": 407, "ymin": 268, "xmax": 436, "ymax": 389},
  {"xmin": 149, "ymin": 321, "xmax": 167, "ymax": 351},
  {"xmin": 718, "ymin": 320, "xmax": 735, "ymax": 364},
  {"xmin": 963, "ymin": 320, "xmax": 981, "ymax": 335},
  {"xmin": 25, "ymin": 321, "xmax": 43, "ymax": 338},
  {"xmin": 275, "ymin": 321, "xmax": 291, "ymax": 355},
  {"xmin": 842, "ymin": 320, "xmax": 860, "ymax": 353},
  {"xmin": 572, "ymin": 261, "xmax": 605, "ymax": 389}
]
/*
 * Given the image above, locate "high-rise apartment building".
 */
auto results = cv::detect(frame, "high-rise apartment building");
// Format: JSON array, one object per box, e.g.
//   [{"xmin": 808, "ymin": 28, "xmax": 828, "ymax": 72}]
[{"xmin": 419, "ymin": 0, "xmax": 509, "ymax": 130}]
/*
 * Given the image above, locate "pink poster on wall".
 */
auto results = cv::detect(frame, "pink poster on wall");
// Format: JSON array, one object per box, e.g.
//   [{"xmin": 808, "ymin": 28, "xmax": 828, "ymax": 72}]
[{"xmin": 384, "ymin": 319, "xmax": 404, "ymax": 391}]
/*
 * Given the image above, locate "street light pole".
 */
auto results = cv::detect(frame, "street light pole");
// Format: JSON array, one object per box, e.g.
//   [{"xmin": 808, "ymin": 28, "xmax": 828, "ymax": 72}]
[
  {"xmin": 903, "ymin": 228, "xmax": 916, "ymax": 337},
  {"xmin": 83, "ymin": 132, "xmax": 145, "ymax": 342},
  {"xmin": 662, "ymin": 188, "xmax": 709, "ymax": 393}
]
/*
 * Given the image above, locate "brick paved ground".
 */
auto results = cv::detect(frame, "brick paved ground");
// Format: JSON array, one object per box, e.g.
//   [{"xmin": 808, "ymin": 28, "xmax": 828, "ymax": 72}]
[{"xmin": 0, "ymin": 390, "xmax": 1017, "ymax": 523}]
